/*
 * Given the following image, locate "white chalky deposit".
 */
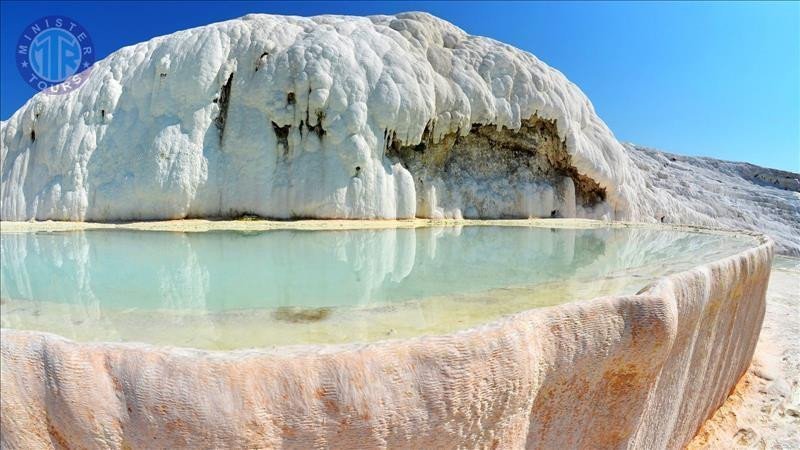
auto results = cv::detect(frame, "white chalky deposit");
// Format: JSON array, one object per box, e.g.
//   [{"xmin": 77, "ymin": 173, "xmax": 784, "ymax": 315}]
[
  {"xmin": 624, "ymin": 144, "xmax": 799, "ymax": 256},
  {"xmin": 1, "ymin": 12, "xmax": 797, "ymax": 253},
  {"xmin": 1, "ymin": 12, "xmax": 630, "ymax": 222}
]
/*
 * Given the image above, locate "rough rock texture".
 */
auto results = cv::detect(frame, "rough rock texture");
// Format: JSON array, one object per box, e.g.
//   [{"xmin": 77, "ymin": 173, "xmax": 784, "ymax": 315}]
[
  {"xmin": 2, "ymin": 12, "xmax": 797, "ymax": 253},
  {"xmin": 0, "ymin": 233, "xmax": 773, "ymax": 449},
  {"xmin": 386, "ymin": 117, "xmax": 609, "ymax": 219},
  {"xmin": 0, "ymin": 12, "xmax": 652, "ymax": 225},
  {"xmin": 625, "ymin": 144, "xmax": 800, "ymax": 256}
]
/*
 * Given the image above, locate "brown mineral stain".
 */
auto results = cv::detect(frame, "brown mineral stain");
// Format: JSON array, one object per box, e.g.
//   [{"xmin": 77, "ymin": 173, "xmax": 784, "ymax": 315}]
[
  {"xmin": 604, "ymin": 366, "xmax": 640, "ymax": 395},
  {"xmin": 280, "ymin": 423, "xmax": 297, "ymax": 438},
  {"xmin": 324, "ymin": 398, "xmax": 340, "ymax": 413},
  {"xmin": 47, "ymin": 420, "xmax": 71, "ymax": 450},
  {"xmin": 165, "ymin": 418, "xmax": 187, "ymax": 433},
  {"xmin": 273, "ymin": 307, "xmax": 332, "ymax": 323}
]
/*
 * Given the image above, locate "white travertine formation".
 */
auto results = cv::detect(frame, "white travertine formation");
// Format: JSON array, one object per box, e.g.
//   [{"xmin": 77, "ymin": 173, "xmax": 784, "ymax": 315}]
[
  {"xmin": 0, "ymin": 11, "xmax": 790, "ymax": 448},
  {"xmin": 2, "ymin": 12, "xmax": 797, "ymax": 253},
  {"xmin": 0, "ymin": 231, "xmax": 773, "ymax": 448},
  {"xmin": 624, "ymin": 144, "xmax": 799, "ymax": 256},
  {"xmin": 1, "ymin": 12, "xmax": 635, "ymax": 222}
]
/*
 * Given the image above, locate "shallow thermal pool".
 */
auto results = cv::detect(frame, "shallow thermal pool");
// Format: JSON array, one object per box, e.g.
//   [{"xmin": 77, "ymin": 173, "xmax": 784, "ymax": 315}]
[{"xmin": 0, "ymin": 225, "xmax": 756, "ymax": 349}]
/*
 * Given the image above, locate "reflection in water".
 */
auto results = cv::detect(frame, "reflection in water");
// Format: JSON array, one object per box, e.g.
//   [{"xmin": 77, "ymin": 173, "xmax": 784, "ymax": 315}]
[{"xmin": 1, "ymin": 226, "xmax": 754, "ymax": 349}]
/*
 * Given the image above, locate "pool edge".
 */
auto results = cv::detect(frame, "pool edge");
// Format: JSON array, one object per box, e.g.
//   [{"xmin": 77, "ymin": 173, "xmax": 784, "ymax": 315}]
[{"xmin": 0, "ymin": 226, "xmax": 774, "ymax": 448}]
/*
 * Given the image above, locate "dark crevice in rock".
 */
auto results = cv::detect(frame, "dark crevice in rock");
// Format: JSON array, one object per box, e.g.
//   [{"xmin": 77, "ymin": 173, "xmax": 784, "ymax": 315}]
[
  {"xmin": 563, "ymin": 165, "xmax": 607, "ymax": 205},
  {"xmin": 214, "ymin": 73, "xmax": 234, "ymax": 144},
  {"xmin": 383, "ymin": 129, "xmax": 398, "ymax": 153},
  {"xmin": 308, "ymin": 111, "xmax": 326, "ymax": 138},
  {"xmin": 30, "ymin": 130, "xmax": 35, "ymax": 142},
  {"xmin": 271, "ymin": 122, "xmax": 290, "ymax": 150},
  {"xmin": 234, "ymin": 213, "xmax": 262, "ymax": 221},
  {"xmin": 255, "ymin": 52, "xmax": 269, "ymax": 71},
  {"xmin": 287, "ymin": 92, "xmax": 295, "ymax": 105}
]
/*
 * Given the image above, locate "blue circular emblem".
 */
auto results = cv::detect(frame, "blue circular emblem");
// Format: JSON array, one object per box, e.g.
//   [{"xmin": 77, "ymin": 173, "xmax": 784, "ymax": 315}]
[{"xmin": 16, "ymin": 16, "xmax": 95, "ymax": 94}]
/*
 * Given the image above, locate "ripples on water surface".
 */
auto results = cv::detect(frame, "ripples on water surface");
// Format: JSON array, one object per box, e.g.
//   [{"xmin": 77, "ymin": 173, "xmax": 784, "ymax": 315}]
[{"xmin": 0, "ymin": 226, "xmax": 755, "ymax": 349}]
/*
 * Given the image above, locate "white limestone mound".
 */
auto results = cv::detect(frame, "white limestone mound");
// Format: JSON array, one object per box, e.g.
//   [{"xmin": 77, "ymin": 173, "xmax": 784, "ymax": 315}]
[
  {"xmin": 0, "ymin": 12, "xmax": 644, "ymax": 222},
  {"xmin": 1, "ymin": 12, "xmax": 797, "ymax": 253}
]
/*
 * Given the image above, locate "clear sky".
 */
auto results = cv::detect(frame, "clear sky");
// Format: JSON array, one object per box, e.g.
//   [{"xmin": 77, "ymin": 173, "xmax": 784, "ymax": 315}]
[{"xmin": 2, "ymin": 1, "xmax": 798, "ymax": 171}]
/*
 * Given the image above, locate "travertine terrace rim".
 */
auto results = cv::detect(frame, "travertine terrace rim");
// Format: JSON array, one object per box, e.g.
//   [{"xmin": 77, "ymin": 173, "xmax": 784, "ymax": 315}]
[{"xmin": 0, "ymin": 220, "xmax": 773, "ymax": 448}]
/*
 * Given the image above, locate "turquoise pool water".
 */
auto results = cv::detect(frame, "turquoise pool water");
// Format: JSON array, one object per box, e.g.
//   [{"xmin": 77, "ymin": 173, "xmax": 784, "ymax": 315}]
[{"xmin": 0, "ymin": 226, "xmax": 755, "ymax": 349}]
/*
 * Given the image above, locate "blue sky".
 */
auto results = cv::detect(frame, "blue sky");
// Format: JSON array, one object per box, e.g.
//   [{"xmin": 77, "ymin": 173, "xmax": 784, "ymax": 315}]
[{"xmin": 2, "ymin": 1, "xmax": 798, "ymax": 171}]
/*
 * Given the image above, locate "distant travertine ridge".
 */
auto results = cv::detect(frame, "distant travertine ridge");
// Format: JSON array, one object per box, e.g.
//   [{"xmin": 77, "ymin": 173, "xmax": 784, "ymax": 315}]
[
  {"xmin": 1, "ymin": 12, "xmax": 798, "ymax": 252},
  {"xmin": 623, "ymin": 144, "xmax": 799, "ymax": 256}
]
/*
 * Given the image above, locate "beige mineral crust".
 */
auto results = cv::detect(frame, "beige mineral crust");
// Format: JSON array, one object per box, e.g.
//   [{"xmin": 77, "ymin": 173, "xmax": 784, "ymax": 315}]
[{"xmin": 0, "ymin": 231, "xmax": 773, "ymax": 448}]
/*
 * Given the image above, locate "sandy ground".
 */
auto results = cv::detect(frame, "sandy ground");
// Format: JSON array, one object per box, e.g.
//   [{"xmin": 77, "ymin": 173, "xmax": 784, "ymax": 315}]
[{"xmin": 689, "ymin": 256, "xmax": 800, "ymax": 449}]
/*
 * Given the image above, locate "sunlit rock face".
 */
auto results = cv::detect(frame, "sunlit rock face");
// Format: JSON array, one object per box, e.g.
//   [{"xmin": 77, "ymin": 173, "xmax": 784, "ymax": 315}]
[
  {"xmin": 624, "ymin": 144, "xmax": 800, "ymax": 256},
  {"xmin": 3, "ymin": 12, "xmax": 797, "ymax": 253},
  {"xmin": 0, "ymin": 12, "xmax": 639, "ymax": 223}
]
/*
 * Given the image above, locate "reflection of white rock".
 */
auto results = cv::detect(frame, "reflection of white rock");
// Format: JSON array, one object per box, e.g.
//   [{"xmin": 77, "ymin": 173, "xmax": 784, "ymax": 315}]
[
  {"xmin": 157, "ymin": 233, "xmax": 211, "ymax": 313},
  {"xmin": 0, "ymin": 225, "xmax": 757, "ymax": 346},
  {"xmin": 1, "ymin": 232, "xmax": 99, "ymax": 311}
]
